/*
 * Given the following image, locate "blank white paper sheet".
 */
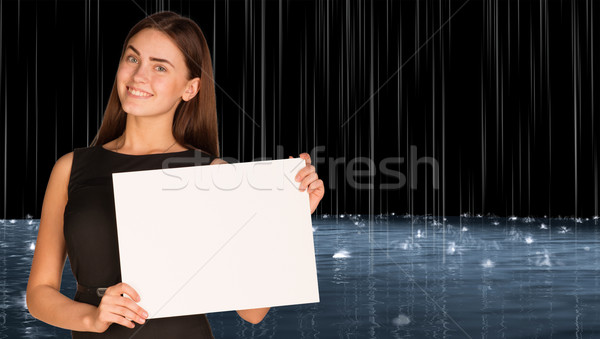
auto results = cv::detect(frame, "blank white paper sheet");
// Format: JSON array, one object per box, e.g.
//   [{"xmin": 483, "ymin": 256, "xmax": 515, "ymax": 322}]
[{"xmin": 112, "ymin": 158, "xmax": 319, "ymax": 319}]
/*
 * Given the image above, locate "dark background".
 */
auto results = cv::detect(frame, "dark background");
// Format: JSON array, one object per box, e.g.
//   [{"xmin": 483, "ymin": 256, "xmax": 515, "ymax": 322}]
[{"xmin": 1, "ymin": 0, "xmax": 598, "ymax": 218}]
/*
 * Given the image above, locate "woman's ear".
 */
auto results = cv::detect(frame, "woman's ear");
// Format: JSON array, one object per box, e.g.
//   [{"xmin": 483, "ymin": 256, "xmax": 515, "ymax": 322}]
[{"xmin": 183, "ymin": 77, "xmax": 201, "ymax": 101}]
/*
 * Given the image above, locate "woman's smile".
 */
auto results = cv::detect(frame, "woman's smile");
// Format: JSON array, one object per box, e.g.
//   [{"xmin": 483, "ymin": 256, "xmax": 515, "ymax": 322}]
[{"xmin": 126, "ymin": 86, "xmax": 154, "ymax": 99}]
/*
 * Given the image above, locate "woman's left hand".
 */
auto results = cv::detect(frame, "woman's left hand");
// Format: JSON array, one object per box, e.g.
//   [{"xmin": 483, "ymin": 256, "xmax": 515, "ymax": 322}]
[{"xmin": 290, "ymin": 153, "xmax": 325, "ymax": 214}]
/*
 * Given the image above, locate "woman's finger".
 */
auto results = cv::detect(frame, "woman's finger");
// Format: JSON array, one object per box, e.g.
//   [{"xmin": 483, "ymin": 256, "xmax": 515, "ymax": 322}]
[
  {"xmin": 307, "ymin": 179, "xmax": 324, "ymax": 193},
  {"xmin": 112, "ymin": 305, "xmax": 146, "ymax": 324},
  {"xmin": 118, "ymin": 282, "xmax": 142, "ymax": 302},
  {"xmin": 295, "ymin": 165, "xmax": 315, "ymax": 182},
  {"xmin": 107, "ymin": 293, "xmax": 148, "ymax": 320},
  {"xmin": 122, "ymin": 298, "xmax": 149, "ymax": 320},
  {"xmin": 97, "ymin": 303, "xmax": 135, "ymax": 329},
  {"xmin": 299, "ymin": 153, "xmax": 311, "ymax": 165},
  {"xmin": 300, "ymin": 173, "xmax": 319, "ymax": 191},
  {"xmin": 105, "ymin": 282, "xmax": 141, "ymax": 302},
  {"xmin": 108, "ymin": 313, "xmax": 136, "ymax": 329},
  {"xmin": 102, "ymin": 282, "xmax": 148, "ymax": 320}
]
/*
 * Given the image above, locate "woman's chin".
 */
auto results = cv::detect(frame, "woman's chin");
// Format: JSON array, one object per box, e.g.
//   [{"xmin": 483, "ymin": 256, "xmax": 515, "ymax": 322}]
[
  {"xmin": 122, "ymin": 108, "xmax": 145, "ymax": 117},
  {"xmin": 121, "ymin": 103, "xmax": 146, "ymax": 115}
]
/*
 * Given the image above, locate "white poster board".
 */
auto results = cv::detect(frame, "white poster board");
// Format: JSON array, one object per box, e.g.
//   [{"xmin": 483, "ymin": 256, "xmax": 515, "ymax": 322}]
[{"xmin": 112, "ymin": 158, "xmax": 319, "ymax": 319}]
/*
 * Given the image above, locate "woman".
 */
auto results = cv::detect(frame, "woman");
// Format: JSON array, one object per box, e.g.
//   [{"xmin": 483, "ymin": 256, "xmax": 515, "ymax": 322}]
[{"xmin": 26, "ymin": 11, "xmax": 324, "ymax": 338}]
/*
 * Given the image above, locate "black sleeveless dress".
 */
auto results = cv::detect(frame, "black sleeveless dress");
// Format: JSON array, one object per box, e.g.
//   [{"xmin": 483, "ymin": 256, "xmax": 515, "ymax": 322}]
[{"xmin": 63, "ymin": 144, "xmax": 216, "ymax": 338}]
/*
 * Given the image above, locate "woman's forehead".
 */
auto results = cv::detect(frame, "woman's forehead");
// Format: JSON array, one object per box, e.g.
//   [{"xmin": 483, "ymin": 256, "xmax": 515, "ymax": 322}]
[{"xmin": 127, "ymin": 28, "xmax": 185, "ymax": 65}]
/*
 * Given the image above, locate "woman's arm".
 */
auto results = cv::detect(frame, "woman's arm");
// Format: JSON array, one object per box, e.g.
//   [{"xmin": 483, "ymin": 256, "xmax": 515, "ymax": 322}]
[
  {"xmin": 235, "ymin": 307, "xmax": 270, "ymax": 324},
  {"xmin": 26, "ymin": 152, "xmax": 99, "ymax": 332}
]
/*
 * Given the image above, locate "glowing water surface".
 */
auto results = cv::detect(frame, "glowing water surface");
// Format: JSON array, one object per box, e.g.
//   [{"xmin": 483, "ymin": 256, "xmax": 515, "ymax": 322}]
[{"xmin": 2, "ymin": 215, "xmax": 600, "ymax": 338}]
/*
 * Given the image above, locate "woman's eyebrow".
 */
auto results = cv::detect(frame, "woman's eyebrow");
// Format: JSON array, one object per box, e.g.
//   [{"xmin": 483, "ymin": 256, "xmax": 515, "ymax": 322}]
[{"xmin": 126, "ymin": 45, "xmax": 175, "ymax": 69}]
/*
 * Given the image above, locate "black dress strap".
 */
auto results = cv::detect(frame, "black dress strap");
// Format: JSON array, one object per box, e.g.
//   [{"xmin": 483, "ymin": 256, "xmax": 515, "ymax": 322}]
[{"xmin": 76, "ymin": 283, "xmax": 107, "ymax": 298}]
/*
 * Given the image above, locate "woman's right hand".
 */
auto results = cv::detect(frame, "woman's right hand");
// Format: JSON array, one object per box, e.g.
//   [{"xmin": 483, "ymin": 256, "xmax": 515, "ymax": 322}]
[{"xmin": 90, "ymin": 282, "xmax": 149, "ymax": 332}]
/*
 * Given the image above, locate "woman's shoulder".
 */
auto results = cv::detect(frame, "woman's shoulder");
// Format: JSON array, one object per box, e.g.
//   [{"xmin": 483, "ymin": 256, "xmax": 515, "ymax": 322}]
[
  {"xmin": 52, "ymin": 146, "xmax": 99, "ymax": 179},
  {"xmin": 45, "ymin": 151, "xmax": 74, "ymax": 195},
  {"xmin": 55, "ymin": 151, "xmax": 74, "ymax": 171}
]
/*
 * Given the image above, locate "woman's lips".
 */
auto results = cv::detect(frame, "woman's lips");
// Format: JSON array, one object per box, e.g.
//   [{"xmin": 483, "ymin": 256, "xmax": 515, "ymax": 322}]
[{"xmin": 126, "ymin": 86, "xmax": 153, "ymax": 98}]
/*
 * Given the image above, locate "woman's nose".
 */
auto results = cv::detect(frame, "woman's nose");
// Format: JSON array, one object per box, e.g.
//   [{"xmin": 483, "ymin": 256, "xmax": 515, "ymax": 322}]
[{"xmin": 132, "ymin": 64, "xmax": 150, "ymax": 83}]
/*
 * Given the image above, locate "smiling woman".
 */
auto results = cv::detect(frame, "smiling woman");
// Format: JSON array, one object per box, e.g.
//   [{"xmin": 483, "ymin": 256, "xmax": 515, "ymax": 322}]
[
  {"xmin": 25, "ymin": 10, "xmax": 324, "ymax": 339},
  {"xmin": 94, "ymin": 11, "xmax": 219, "ymax": 157}
]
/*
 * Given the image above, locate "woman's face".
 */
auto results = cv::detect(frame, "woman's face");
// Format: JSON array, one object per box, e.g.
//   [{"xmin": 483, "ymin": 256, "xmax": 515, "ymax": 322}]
[{"xmin": 116, "ymin": 28, "xmax": 198, "ymax": 117}]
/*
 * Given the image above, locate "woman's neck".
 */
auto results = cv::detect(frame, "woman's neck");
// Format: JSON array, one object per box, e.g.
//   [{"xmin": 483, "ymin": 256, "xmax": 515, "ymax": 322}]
[{"xmin": 113, "ymin": 114, "xmax": 186, "ymax": 154}]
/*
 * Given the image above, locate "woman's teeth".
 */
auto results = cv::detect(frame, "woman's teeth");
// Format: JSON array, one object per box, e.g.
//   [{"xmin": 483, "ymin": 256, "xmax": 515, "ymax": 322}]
[{"xmin": 128, "ymin": 87, "xmax": 152, "ymax": 97}]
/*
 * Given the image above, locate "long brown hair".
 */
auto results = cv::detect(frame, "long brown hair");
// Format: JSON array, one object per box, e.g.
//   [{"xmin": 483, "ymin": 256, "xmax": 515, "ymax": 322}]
[{"xmin": 90, "ymin": 11, "xmax": 219, "ymax": 157}]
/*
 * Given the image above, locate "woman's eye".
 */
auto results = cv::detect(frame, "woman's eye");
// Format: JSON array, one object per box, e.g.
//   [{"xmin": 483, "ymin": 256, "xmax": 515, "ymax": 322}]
[
  {"xmin": 127, "ymin": 56, "xmax": 138, "ymax": 63},
  {"xmin": 156, "ymin": 66, "xmax": 166, "ymax": 72}
]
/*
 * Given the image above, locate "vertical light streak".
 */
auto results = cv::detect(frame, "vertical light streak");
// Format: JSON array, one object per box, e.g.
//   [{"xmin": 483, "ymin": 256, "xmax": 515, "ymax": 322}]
[
  {"xmin": 34, "ymin": 4, "xmax": 39, "ymax": 214},
  {"xmin": 324, "ymin": 0, "xmax": 330, "ymax": 213},
  {"xmin": 275, "ymin": 0, "xmax": 281, "ymax": 161},
  {"xmin": 592, "ymin": 0, "xmax": 598, "ymax": 217},
  {"xmin": 0, "ymin": 0, "xmax": 5, "ymax": 217},
  {"xmin": 396, "ymin": 1, "xmax": 403, "ymax": 221},
  {"xmin": 97, "ymin": 0, "xmax": 100, "ymax": 131},
  {"xmin": 369, "ymin": 0, "xmax": 375, "ymax": 239},
  {"xmin": 3, "ymin": 83, "xmax": 5, "ymax": 218},
  {"xmin": 71, "ymin": 48, "xmax": 75, "ymax": 151},
  {"xmin": 85, "ymin": 0, "xmax": 89, "ymax": 144},
  {"xmin": 54, "ymin": 0, "xmax": 58, "ymax": 161},
  {"xmin": 571, "ymin": 0, "xmax": 579, "ymax": 218},
  {"xmin": 24, "ymin": 69, "xmax": 28, "ymax": 217},
  {"xmin": 441, "ymin": 0, "xmax": 447, "ymax": 262},
  {"xmin": 260, "ymin": 0, "xmax": 265, "ymax": 159}
]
